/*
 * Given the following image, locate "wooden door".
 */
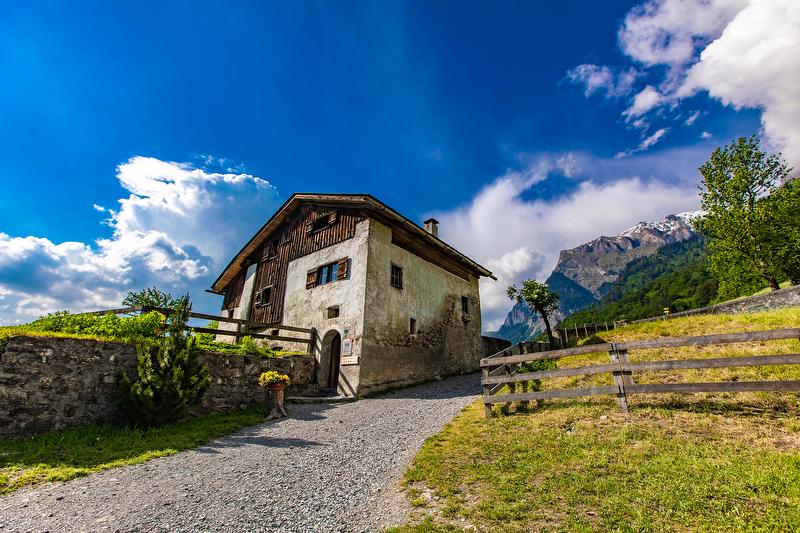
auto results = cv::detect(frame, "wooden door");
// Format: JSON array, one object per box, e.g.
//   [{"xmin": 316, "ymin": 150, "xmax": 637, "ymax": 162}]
[{"xmin": 328, "ymin": 333, "xmax": 341, "ymax": 389}]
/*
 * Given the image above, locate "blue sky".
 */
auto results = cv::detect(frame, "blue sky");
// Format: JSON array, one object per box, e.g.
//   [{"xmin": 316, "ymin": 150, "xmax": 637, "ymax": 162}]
[{"xmin": 0, "ymin": 0, "xmax": 797, "ymax": 328}]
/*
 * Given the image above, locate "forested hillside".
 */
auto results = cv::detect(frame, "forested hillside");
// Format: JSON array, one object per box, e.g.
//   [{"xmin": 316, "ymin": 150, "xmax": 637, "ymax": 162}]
[{"xmin": 560, "ymin": 237, "xmax": 718, "ymax": 326}]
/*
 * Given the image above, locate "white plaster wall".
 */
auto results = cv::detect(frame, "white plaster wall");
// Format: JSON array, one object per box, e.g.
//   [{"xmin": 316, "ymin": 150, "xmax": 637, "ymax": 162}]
[
  {"xmin": 360, "ymin": 219, "xmax": 484, "ymax": 393},
  {"xmin": 216, "ymin": 263, "xmax": 258, "ymax": 342},
  {"xmin": 281, "ymin": 219, "xmax": 371, "ymax": 394}
]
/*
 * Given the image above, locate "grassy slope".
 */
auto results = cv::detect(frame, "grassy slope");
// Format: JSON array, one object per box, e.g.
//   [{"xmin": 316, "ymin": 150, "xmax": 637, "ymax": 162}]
[
  {"xmin": 390, "ymin": 308, "xmax": 800, "ymax": 532},
  {"xmin": 0, "ymin": 406, "xmax": 267, "ymax": 495}
]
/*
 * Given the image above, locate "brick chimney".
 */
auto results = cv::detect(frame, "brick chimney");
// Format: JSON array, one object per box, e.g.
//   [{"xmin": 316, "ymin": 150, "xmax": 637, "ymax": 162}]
[{"xmin": 423, "ymin": 218, "xmax": 439, "ymax": 237}]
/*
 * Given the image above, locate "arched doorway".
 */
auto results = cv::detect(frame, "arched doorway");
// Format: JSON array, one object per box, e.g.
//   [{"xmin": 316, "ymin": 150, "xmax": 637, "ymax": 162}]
[{"xmin": 327, "ymin": 332, "xmax": 341, "ymax": 389}]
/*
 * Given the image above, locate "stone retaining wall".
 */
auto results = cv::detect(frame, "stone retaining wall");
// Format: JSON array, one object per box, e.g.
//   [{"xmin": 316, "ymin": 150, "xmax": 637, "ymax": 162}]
[
  {"xmin": 633, "ymin": 284, "xmax": 800, "ymax": 324},
  {"xmin": 481, "ymin": 335, "xmax": 512, "ymax": 358},
  {"xmin": 0, "ymin": 335, "xmax": 315, "ymax": 437}
]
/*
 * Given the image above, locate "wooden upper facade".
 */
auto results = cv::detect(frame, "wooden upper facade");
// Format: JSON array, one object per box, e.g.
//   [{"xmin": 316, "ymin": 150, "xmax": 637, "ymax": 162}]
[{"xmin": 210, "ymin": 194, "xmax": 494, "ymax": 325}]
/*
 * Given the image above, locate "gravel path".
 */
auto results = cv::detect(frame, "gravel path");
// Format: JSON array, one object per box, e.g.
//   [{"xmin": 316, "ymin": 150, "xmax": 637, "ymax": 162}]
[{"xmin": 0, "ymin": 373, "xmax": 479, "ymax": 532}]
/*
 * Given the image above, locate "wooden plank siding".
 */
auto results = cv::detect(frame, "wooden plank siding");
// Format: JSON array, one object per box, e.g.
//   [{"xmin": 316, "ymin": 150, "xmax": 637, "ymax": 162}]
[{"xmin": 223, "ymin": 204, "xmax": 365, "ymax": 325}]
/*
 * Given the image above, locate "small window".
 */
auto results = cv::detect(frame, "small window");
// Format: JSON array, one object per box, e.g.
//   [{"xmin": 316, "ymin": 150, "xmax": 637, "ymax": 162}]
[
  {"xmin": 327, "ymin": 306, "xmax": 340, "ymax": 319},
  {"xmin": 308, "ymin": 212, "xmax": 338, "ymax": 234},
  {"xmin": 390, "ymin": 264, "xmax": 403, "ymax": 289},
  {"xmin": 461, "ymin": 296, "xmax": 470, "ymax": 314},
  {"xmin": 316, "ymin": 262, "xmax": 339, "ymax": 285},
  {"xmin": 255, "ymin": 286, "xmax": 272, "ymax": 307},
  {"xmin": 409, "ymin": 317, "xmax": 417, "ymax": 334},
  {"xmin": 306, "ymin": 257, "xmax": 349, "ymax": 289},
  {"xmin": 270, "ymin": 329, "xmax": 280, "ymax": 336},
  {"xmin": 226, "ymin": 309, "xmax": 234, "ymax": 319}
]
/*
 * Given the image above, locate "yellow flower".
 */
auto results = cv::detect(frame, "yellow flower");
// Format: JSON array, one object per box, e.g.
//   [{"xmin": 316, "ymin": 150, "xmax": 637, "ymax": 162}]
[{"xmin": 258, "ymin": 370, "xmax": 290, "ymax": 387}]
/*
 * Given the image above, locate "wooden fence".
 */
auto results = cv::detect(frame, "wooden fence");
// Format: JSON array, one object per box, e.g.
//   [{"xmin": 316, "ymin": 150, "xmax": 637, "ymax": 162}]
[
  {"xmin": 82, "ymin": 306, "xmax": 317, "ymax": 354},
  {"xmin": 481, "ymin": 327, "xmax": 800, "ymax": 416},
  {"xmin": 555, "ymin": 322, "xmax": 615, "ymax": 346}
]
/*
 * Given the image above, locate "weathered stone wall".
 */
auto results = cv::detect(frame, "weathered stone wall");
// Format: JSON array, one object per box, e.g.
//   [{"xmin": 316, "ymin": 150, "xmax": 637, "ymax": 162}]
[
  {"xmin": 0, "ymin": 335, "xmax": 315, "ymax": 437},
  {"xmin": 482, "ymin": 335, "xmax": 512, "ymax": 358},
  {"xmin": 358, "ymin": 219, "xmax": 485, "ymax": 395},
  {"xmin": 633, "ymin": 284, "xmax": 800, "ymax": 324}
]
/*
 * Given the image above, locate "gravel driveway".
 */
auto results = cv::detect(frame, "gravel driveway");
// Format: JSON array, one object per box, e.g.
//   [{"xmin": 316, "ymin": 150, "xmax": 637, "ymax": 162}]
[{"xmin": 0, "ymin": 373, "xmax": 479, "ymax": 532}]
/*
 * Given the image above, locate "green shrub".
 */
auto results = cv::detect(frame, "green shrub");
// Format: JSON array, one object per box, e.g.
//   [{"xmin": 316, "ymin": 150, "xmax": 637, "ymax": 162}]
[
  {"xmin": 116, "ymin": 296, "xmax": 210, "ymax": 427},
  {"xmin": 25, "ymin": 311, "xmax": 163, "ymax": 341}
]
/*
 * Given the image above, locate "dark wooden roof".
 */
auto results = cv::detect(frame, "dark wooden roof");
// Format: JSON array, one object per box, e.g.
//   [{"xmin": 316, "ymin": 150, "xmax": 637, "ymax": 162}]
[{"xmin": 209, "ymin": 193, "xmax": 495, "ymax": 293}]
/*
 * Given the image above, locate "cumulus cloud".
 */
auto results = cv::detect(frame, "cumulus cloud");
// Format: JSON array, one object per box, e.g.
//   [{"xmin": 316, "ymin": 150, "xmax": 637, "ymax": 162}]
[
  {"xmin": 679, "ymin": 0, "xmax": 800, "ymax": 165},
  {"xmin": 701, "ymin": 131, "xmax": 713, "ymax": 139},
  {"xmin": 570, "ymin": 0, "xmax": 800, "ymax": 168},
  {"xmin": 0, "ymin": 157, "xmax": 279, "ymax": 324},
  {"xmin": 565, "ymin": 64, "xmax": 638, "ymax": 98},
  {"xmin": 431, "ymin": 150, "xmax": 701, "ymax": 329},
  {"xmin": 618, "ymin": 0, "xmax": 747, "ymax": 69}
]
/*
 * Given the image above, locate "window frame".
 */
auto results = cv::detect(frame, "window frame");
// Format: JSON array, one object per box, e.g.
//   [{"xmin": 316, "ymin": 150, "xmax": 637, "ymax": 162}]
[
  {"xmin": 390, "ymin": 263, "xmax": 403, "ymax": 289},
  {"xmin": 307, "ymin": 211, "xmax": 338, "ymax": 234},
  {"xmin": 315, "ymin": 261, "xmax": 339, "ymax": 285},
  {"xmin": 255, "ymin": 285, "xmax": 273, "ymax": 307},
  {"xmin": 461, "ymin": 296, "xmax": 470, "ymax": 315}
]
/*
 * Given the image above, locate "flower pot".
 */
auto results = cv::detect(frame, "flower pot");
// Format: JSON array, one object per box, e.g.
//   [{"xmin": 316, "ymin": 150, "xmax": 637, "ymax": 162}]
[{"xmin": 267, "ymin": 383, "xmax": 286, "ymax": 391}]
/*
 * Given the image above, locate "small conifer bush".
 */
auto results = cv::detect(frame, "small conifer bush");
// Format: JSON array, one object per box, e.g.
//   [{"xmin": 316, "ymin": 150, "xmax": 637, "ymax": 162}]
[{"xmin": 117, "ymin": 295, "xmax": 210, "ymax": 427}]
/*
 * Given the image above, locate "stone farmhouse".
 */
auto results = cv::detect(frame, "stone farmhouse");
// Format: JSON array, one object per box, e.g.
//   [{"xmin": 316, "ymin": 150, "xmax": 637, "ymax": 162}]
[{"xmin": 209, "ymin": 193, "xmax": 495, "ymax": 396}]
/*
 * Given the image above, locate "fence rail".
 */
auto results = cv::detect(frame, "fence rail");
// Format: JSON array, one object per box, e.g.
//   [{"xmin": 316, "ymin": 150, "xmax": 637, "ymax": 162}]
[
  {"xmin": 480, "ymin": 328, "xmax": 800, "ymax": 416},
  {"xmin": 79, "ymin": 306, "xmax": 317, "ymax": 354}
]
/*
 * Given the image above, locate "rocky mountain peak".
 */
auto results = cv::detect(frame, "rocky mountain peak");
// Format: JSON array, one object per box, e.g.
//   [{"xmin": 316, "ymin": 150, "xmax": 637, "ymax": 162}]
[{"xmin": 490, "ymin": 211, "xmax": 700, "ymax": 343}]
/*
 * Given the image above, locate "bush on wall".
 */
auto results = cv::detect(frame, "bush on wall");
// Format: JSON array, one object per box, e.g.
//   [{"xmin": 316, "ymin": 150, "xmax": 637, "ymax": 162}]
[{"xmin": 25, "ymin": 310, "xmax": 164, "ymax": 341}]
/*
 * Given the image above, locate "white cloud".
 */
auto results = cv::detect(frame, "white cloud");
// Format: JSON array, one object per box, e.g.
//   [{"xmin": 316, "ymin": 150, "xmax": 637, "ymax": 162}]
[
  {"xmin": 570, "ymin": 0, "xmax": 800, "ymax": 169},
  {"xmin": 679, "ymin": 0, "xmax": 800, "ymax": 166},
  {"xmin": 92, "ymin": 204, "xmax": 106, "ymax": 213},
  {"xmin": 431, "ymin": 150, "xmax": 700, "ymax": 329},
  {"xmin": 566, "ymin": 64, "xmax": 638, "ymax": 98},
  {"xmin": 623, "ymin": 85, "xmax": 665, "ymax": 120},
  {"xmin": 684, "ymin": 110, "xmax": 701, "ymax": 125},
  {"xmin": 0, "ymin": 157, "xmax": 279, "ymax": 323},
  {"xmin": 615, "ymin": 127, "xmax": 670, "ymax": 158},
  {"xmin": 618, "ymin": 0, "xmax": 747, "ymax": 68},
  {"xmin": 701, "ymin": 131, "xmax": 713, "ymax": 139}
]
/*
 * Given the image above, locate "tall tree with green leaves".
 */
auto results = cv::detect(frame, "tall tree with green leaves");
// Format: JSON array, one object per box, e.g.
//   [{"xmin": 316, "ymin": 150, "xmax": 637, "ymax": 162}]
[
  {"xmin": 695, "ymin": 136, "xmax": 794, "ymax": 297},
  {"xmin": 117, "ymin": 295, "xmax": 210, "ymax": 427},
  {"xmin": 123, "ymin": 286, "xmax": 181, "ymax": 311},
  {"xmin": 507, "ymin": 280, "xmax": 560, "ymax": 345},
  {"xmin": 762, "ymin": 177, "xmax": 800, "ymax": 285}
]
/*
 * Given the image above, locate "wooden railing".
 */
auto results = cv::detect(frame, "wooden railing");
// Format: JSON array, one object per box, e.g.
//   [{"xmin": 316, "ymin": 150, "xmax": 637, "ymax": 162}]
[
  {"xmin": 81, "ymin": 306, "xmax": 317, "ymax": 354},
  {"xmin": 480, "ymin": 328, "xmax": 800, "ymax": 416}
]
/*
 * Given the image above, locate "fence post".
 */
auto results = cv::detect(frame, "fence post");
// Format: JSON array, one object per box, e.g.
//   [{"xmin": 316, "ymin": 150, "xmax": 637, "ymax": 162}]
[
  {"xmin": 519, "ymin": 343, "xmax": 530, "ymax": 409},
  {"xmin": 482, "ymin": 365, "xmax": 492, "ymax": 418},
  {"xmin": 307, "ymin": 327, "xmax": 317, "ymax": 356},
  {"xmin": 609, "ymin": 342, "xmax": 630, "ymax": 413}
]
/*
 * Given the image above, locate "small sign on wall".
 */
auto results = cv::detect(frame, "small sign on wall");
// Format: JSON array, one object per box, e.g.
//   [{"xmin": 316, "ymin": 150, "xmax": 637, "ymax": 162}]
[
  {"xmin": 342, "ymin": 337, "xmax": 353, "ymax": 355},
  {"xmin": 341, "ymin": 356, "xmax": 359, "ymax": 365}
]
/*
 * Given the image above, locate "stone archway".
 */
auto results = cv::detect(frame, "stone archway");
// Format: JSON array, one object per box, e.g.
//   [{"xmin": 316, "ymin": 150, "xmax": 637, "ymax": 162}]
[{"xmin": 319, "ymin": 329, "xmax": 342, "ymax": 390}]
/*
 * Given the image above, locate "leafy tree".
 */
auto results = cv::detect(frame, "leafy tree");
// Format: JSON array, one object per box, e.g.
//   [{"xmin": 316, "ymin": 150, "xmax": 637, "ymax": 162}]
[
  {"xmin": 762, "ymin": 177, "xmax": 800, "ymax": 285},
  {"xmin": 695, "ymin": 136, "xmax": 792, "ymax": 296},
  {"xmin": 117, "ymin": 295, "xmax": 210, "ymax": 427},
  {"xmin": 507, "ymin": 280, "xmax": 559, "ymax": 345},
  {"xmin": 123, "ymin": 286, "xmax": 181, "ymax": 311}
]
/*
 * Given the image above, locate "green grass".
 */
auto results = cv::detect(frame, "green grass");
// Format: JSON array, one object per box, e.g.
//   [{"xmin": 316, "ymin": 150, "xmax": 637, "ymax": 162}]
[
  {"xmin": 0, "ymin": 406, "xmax": 267, "ymax": 495},
  {"xmin": 393, "ymin": 307, "xmax": 800, "ymax": 532}
]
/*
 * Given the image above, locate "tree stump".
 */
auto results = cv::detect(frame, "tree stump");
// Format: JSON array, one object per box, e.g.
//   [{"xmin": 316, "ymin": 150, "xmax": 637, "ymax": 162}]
[{"xmin": 266, "ymin": 386, "xmax": 288, "ymax": 419}]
